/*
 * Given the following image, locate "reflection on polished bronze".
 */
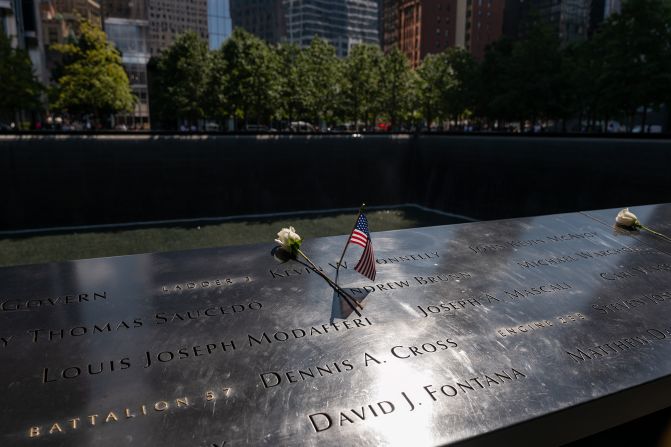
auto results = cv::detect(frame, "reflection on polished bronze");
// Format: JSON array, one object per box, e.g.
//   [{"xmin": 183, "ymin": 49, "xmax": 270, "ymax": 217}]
[{"xmin": 3, "ymin": 204, "xmax": 671, "ymax": 445}]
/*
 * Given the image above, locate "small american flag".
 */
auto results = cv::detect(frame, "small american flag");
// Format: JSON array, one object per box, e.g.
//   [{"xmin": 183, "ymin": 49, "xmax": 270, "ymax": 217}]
[{"xmin": 351, "ymin": 213, "xmax": 376, "ymax": 281}]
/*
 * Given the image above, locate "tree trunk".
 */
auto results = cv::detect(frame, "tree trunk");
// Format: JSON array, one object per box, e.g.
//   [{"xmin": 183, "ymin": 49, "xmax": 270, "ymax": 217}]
[{"xmin": 577, "ymin": 109, "xmax": 583, "ymax": 132}]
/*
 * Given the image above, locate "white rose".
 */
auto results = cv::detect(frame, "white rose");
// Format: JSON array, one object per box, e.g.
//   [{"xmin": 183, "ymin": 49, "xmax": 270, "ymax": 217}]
[
  {"xmin": 615, "ymin": 208, "xmax": 640, "ymax": 228},
  {"xmin": 275, "ymin": 226, "xmax": 302, "ymax": 252}
]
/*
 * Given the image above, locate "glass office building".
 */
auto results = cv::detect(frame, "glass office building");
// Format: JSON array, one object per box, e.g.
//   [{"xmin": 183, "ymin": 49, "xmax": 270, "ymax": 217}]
[
  {"xmin": 208, "ymin": 0, "xmax": 232, "ymax": 50},
  {"xmin": 285, "ymin": 0, "xmax": 379, "ymax": 57}
]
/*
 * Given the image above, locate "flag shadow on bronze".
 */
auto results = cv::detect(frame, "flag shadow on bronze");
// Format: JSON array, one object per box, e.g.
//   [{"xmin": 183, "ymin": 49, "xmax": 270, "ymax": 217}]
[{"xmin": 331, "ymin": 288, "xmax": 369, "ymax": 321}]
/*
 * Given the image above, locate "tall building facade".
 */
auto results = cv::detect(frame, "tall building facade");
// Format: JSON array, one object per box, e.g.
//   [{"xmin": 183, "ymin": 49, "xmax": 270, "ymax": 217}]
[
  {"xmin": 147, "ymin": 0, "xmax": 208, "ymax": 55},
  {"xmin": 101, "ymin": 0, "xmax": 232, "ymax": 128},
  {"xmin": 465, "ymin": 0, "xmax": 505, "ymax": 60},
  {"xmin": 230, "ymin": 0, "xmax": 284, "ymax": 44},
  {"xmin": 1, "ymin": 0, "xmax": 48, "ymax": 83},
  {"xmin": 383, "ymin": 0, "xmax": 467, "ymax": 67},
  {"xmin": 104, "ymin": 0, "xmax": 147, "ymax": 20},
  {"xmin": 503, "ymin": 0, "xmax": 591, "ymax": 44},
  {"xmin": 231, "ymin": 0, "xmax": 379, "ymax": 57},
  {"xmin": 284, "ymin": 0, "xmax": 379, "ymax": 56},
  {"xmin": 589, "ymin": 0, "xmax": 620, "ymax": 35},
  {"xmin": 41, "ymin": 0, "xmax": 102, "ymax": 36},
  {"xmin": 208, "ymin": 0, "xmax": 231, "ymax": 49},
  {"xmin": 102, "ymin": 0, "xmax": 151, "ymax": 128},
  {"xmin": 0, "ymin": 1, "xmax": 12, "ymax": 36},
  {"xmin": 380, "ymin": 0, "xmax": 505, "ymax": 67},
  {"xmin": 41, "ymin": 0, "xmax": 102, "ymax": 77},
  {"xmin": 380, "ymin": 0, "xmax": 399, "ymax": 52}
]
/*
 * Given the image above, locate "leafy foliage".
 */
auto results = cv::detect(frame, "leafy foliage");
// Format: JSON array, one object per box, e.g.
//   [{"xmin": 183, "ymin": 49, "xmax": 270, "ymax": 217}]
[
  {"xmin": 476, "ymin": 0, "xmax": 671, "ymax": 131},
  {"xmin": 143, "ymin": 0, "xmax": 671, "ymax": 132},
  {"xmin": 441, "ymin": 48, "xmax": 478, "ymax": 123},
  {"xmin": 591, "ymin": 0, "xmax": 671, "ymax": 128},
  {"xmin": 299, "ymin": 38, "xmax": 342, "ymax": 127},
  {"xmin": 379, "ymin": 48, "xmax": 415, "ymax": 130},
  {"xmin": 148, "ymin": 31, "xmax": 212, "ymax": 127},
  {"xmin": 51, "ymin": 21, "xmax": 134, "ymax": 123},
  {"xmin": 276, "ymin": 42, "xmax": 307, "ymax": 123},
  {"xmin": 0, "ymin": 33, "xmax": 43, "ymax": 123},
  {"xmin": 220, "ymin": 28, "xmax": 281, "ymax": 126},
  {"xmin": 342, "ymin": 44, "xmax": 383, "ymax": 129},
  {"xmin": 417, "ymin": 52, "xmax": 453, "ymax": 128}
]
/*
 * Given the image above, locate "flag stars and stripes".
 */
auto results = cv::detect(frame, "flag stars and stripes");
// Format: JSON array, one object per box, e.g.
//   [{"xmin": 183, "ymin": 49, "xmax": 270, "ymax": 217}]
[
  {"xmin": 350, "ymin": 213, "xmax": 376, "ymax": 281},
  {"xmin": 350, "ymin": 214, "xmax": 370, "ymax": 248}
]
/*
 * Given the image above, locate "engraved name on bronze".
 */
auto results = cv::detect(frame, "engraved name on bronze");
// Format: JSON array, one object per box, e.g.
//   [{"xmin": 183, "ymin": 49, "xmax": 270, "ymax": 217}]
[
  {"xmin": 599, "ymin": 263, "xmax": 671, "ymax": 281},
  {"xmin": 416, "ymin": 282, "xmax": 573, "ymax": 318},
  {"xmin": 260, "ymin": 336, "xmax": 458, "ymax": 390},
  {"xmin": 497, "ymin": 313, "xmax": 586, "ymax": 337},
  {"xmin": 0, "ymin": 335, "xmax": 12, "ymax": 348},
  {"xmin": 260, "ymin": 360, "xmax": 355, "ymax": 389},
  {"xmin": 469, "ymin": 231, "xmax": 598, "ymax": 254},
  {"xmin": 375, "ymin": 251, "xmax": 439, "ymax": 264},
  {"xmin": 308, "ymin": 367, "xmax": 526, "ymax": 432},
  {"xmin": 416, "ymin": 296, "xmax": 490, "ymax": 317},
  {"xmin": 11, "ymin": 301, "xmax": 262, "ymax": 348},
  {"xmin": 592, "ymin": 290, "xmax": 671, "ymax": 315},
  {"xmin": 516, "ymin": 246, "xmax": 650, "ymax": 269},
  {"xmin": 154, "ymin": 301, "xmax": 262, "ymax": 326},
  {"xmin": 566, "ymin": 327, "xmax": 671, "ymax": 363},
  {"xmin": 247, "ymin": 317, "xmax": 374, "ymax": 347},
  {"xmin": 348, "ymin": 272, "xmax": 472, "ymax": 298},
  {"xmin": 38, "ymin": 318, "xmax": 375, "ymax": 384},
  {"xmin": 42, "ymin": 339, "xmax": 237, "ymax": 384},
  {"xmin": 29, "ymin": 319, "xmax": 144, "ymax": 344},
  {"xmin": 0, "ymin": 291, "xmax": 107, "ymax": 313},
  {"xmin": 142, "ymin": 341, "xmax": 237, "ymax": 369},
  {"xmin": 27, "ymin": 387, "xmax": 231, "ymax": 438},
  {"xmin": 161, "ymin": 276, "xmax": 252, "ymax": 295},
  {"xmin": 269, "ymin": 251, "xmax": 440, "ymax": 279}
]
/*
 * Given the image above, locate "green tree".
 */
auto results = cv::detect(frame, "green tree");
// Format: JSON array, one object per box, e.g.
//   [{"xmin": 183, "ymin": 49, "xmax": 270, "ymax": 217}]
[
  {"xmin": 206, "ymin": 46, "xmax": 229, "ymax": 126},
  {"xmin": 148, "ymin": 31, "xmax": 212, "ymax": 128},
  {"xmin": 417, "ymin": 52, "xmax": 453, "ymax": 129},
  {"xmin": 300, "ymin": 37, "xmax": 342, "ymax": 129},
  {"xmin": 276, "ymin": 43, "xmax": 307, "ymax": 126},
  {"xmin": 0, "ymin": 33, "xmax": 43, "ymax": 125},
  {"xmin": 406, "ymin": 70, "xmax": 425, "ymax": 130},
  {"xmin": 51, "ymin": 20, "xmax": 134, "ymax": 125},
  {"xmin": 476, "ymin": 24, "xmax": 563, "ymax": 130},
  {"xmin": 379, "ymin": 48, "xmax": 414, "ymax": 130},
  {"xmin": 508, "ymin": 24, "xmax": 563, "ymax": 127},
  {"xmin": 221, "ymin": 28, "xmax": 281, "ymax": 127},
  {"xmin": 342, "ymin": 44, "xmax": 383, "ymax": 130},
  {"xmin": 560, "ymin": 41, "xmax": 602, "ymax": 131},
  {"xmin": 592, "ymin": 0, "xmax": 671, "ymax": 131},
  {"xmin": 442, "ymin": 48, "xmax": 478, "ymax": 126},
  {"xmin": 477, "ymin": 38, "xmax": 517, "ymax": 126}
]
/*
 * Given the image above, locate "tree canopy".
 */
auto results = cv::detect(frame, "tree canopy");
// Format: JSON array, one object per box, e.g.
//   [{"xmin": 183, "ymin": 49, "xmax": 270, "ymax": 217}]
[
  {"xmin": 148, "ymin": 31, "xmax": 212, "ymax": 128},
  {"xmin": 51, "ymin": 20, "xmax": 134, "ymax": 124},
  {"xmin": 220, "ymin": 28, "xmax": 281, "ymax": 126},
  {"xmin": 142, "ymin": 0, "xmax": 671, "ymax": 132},
  {"xmin": 0, "ymin": 33, "xmax": 43, "ymax": 124}
]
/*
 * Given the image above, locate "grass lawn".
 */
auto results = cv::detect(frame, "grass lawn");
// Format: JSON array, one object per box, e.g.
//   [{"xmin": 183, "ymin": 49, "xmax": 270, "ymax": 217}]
[{"xmin": 0, "ymin": 207, "xmax": 467, "ymax": 267}]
